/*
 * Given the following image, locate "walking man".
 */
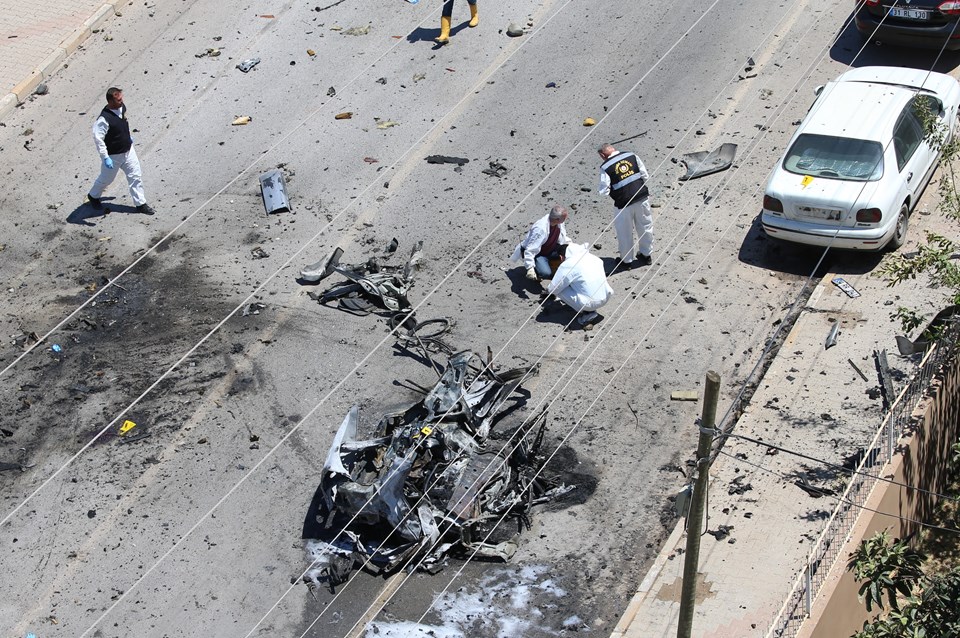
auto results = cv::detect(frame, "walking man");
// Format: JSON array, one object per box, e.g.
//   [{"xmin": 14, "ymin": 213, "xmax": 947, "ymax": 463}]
[
  {"xmin": 598, "ymin": 143, "xmax": 652, "ymax": 270},
  {"xmin": 511, "ymin": 204, "xmax": 570, "ymax": 282},
  {"xmin": 546, "ymin": 243, "xmax": 614, "ymax": 329},
  {"xmin": 437, "ymin": 0, "xmax": 479, "ymax": 45},
  {"xmin": 87, "ymin": 87, "xmax": 156, "ymax": 215}
]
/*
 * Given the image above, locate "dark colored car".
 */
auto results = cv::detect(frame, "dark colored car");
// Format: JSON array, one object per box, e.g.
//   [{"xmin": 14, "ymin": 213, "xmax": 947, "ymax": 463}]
[{"xmin": 855, "ymin": 0, "xmax": 960, "ymax": 50}]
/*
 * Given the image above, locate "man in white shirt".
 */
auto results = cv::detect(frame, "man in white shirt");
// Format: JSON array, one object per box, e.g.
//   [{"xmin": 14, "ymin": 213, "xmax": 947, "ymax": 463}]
[
  {"xmin": 546, "ymin": 243, "xmax": 614, "ymax": 328},
  {"xmin": 511, "ymin": 205, "xmax": 570, "ymax": 282},
  {"xmin": 87, "ymin": 87, "xmax": 156, "ymax": 215}
]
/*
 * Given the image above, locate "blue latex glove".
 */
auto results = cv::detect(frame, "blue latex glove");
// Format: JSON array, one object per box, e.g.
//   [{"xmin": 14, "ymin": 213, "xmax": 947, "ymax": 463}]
[{"xmin": 103, "ymin": 157, "xmax": 114, "ymax": 169}]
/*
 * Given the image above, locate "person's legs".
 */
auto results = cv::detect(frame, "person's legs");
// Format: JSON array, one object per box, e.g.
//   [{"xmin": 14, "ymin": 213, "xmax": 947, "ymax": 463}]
[
  {"xmin": 119, "ymin": 148, "xmax": 146, "ymax": 206},
  {"xmin": 88, "ymin": 157, "xmax": 120, "ymax": 200},
  {"xmin": 613, "ymin": 206, "xmax": 636, "ymax": 264},
  {"xmin": 534, "ymin": 255, "xmax": 552, "ymax": 279},
  {"xmin": 630, "ymin": 198, "xmax": 654, "ymax": 257},
  {"xmin": 438, "ymin": 0, "xmax": 454, "ymax": 43},
  {"xmin": 468, "ymin": 0, "xmax": 478, "ymax": 26}
]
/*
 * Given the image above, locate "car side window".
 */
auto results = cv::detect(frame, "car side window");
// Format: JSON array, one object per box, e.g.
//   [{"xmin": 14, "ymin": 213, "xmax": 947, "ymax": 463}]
[{"xmin": 893, "ymin": 105, "xmax": 925, "ymax": 172}]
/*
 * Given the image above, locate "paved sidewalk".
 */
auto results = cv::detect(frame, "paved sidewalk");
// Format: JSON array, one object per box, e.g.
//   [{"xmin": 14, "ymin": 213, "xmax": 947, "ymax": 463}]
[
  {"xmin": 611, "ymin": 211, "xmax": 954, "ymax": 636},
  {"xmin": 0, "ymin": 0, "xmax": 124, "ymax": 122}
]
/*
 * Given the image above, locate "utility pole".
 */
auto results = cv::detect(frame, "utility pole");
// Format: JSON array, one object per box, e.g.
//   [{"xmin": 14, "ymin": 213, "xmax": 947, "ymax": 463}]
[{"xmin": 676, "ymin": 370, "xmax": 721, "ymax": 638}]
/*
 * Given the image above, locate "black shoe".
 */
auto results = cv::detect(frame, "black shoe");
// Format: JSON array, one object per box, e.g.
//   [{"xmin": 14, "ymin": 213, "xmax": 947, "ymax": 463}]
[
  {"xmin": 137, "ymin": 203, "xmax": 156, "ymax": 216},
  {"xmin": 87, "ymin": 195, "xmax": 102, "ymax": 210},
  {"xmin": 636, "ymin": 254, "xmax": 653, "ymax": 266}
]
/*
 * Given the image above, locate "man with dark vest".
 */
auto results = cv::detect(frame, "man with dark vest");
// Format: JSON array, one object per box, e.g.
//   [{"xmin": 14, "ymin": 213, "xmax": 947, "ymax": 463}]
[
  {"xmin": 598, "ymin": 143, "xmax": 652, "ymax": 270},
  {"xmin": 87, "ymin": 87, "xmax": 156, "ymax": 215}
]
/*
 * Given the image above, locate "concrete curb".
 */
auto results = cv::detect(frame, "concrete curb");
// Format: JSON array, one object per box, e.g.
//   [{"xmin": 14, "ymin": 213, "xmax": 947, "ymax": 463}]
[{"xmin": 0, "ymin": 1, "xmax": 123, "ymax": 124}]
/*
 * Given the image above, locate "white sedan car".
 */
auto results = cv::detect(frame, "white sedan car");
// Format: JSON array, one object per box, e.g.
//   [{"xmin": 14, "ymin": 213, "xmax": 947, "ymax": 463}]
[{"xmin": 761, "ymin": 66, "xmax": 960, "ymax": 251}]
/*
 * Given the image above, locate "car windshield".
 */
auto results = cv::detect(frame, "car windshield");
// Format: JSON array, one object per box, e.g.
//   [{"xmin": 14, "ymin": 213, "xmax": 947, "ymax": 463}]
[{"xmin": 783, "ymin": 134, "xmax": 883, "ymax": 181}]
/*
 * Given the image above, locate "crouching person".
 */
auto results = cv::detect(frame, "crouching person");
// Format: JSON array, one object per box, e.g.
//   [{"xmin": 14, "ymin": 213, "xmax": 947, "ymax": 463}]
[
  {"xmin": 547, "ymin": 243, "xmax": 613, "ymax": 328},
  {"xmin": 511, "ymin": 205, "xmax": 570, "ymax": 284}
]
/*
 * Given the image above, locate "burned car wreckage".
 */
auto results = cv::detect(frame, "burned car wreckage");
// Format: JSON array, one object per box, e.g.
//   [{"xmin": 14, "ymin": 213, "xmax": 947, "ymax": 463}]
[{"xmin": 306, "ymin": 351, "xmax": 573, "ymax": 588}]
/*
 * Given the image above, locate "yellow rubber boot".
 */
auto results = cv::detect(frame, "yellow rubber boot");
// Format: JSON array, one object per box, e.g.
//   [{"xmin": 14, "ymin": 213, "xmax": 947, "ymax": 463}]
[
  {"xmin": 468, "ymin": 4, "xmax": 479, "ymax": 27},
  {"xmin": 437, "ymin": 15, "xmax": 451, "ymax": 44}
]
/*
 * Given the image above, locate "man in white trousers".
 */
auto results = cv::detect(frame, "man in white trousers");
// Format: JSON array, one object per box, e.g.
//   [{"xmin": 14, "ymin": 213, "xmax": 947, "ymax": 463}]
[
  {"xmin": 598, "ymin": 143, "xmax": 652, "ymax": 271},
  {"xmin": 546, "ymin": 243, "xmax": 614, "ymax": 329},
  {"xmin": 87, "ymin": 87, "xmax": 156, "ymax": 215}
]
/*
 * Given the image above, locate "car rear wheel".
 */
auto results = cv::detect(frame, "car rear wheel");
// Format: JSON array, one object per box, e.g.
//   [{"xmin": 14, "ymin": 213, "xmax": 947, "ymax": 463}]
[{"xmin": 887, "ymin": 204, "xmax": 909, "ymax": 251}]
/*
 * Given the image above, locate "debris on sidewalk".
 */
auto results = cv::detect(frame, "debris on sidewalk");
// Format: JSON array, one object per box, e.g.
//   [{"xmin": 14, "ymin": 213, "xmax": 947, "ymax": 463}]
[
  {"xmin": 831, "ymin": 277, "xmax": 861, "ymax": 298},
  {"xmin": 894, "ymin": 305, "xmax": 958, "ymax": 355},
  {"xmin": 376, "ymin": 119, "xmax": 399, "ymax": 129},
  {"xmin": 304, "ymin": 351, "xmax": 572, "ymax": 588},
  {"xmin": 236, "ymin": 57, "xmax": 260, "ymax": 73},
  {"xmin": 195, "ymin": 48, "xmax": 221, "ymax": 58},
  {"xmin": 848, "ymin": 358, "xmax": 869, "ymax": 382},
  {"xmin": 334, "ymin": 112, "xmax": 353, "ymax": 120},
  {"xmin": 874, "ymin": 349, "xmax": 896, "ymax": 412},
  {"xmin": 824, "ymin": 322, "xmax": 840, "ymax": 349},
  {"xmin": 300, "ymin": 247, "xmax": 345, "ymax": 283},
  {"xmin": 678, "ymin": 143, "xmax": 737, "ymax": 180},
  {"xmin": 670, "ymin": 390, "xmax": 699, "ymax": 401},
  {"xmin": 327, "ymin": 86, "xmax": 336, "ymax": 97},
  {"xmin": 250, "ymin": 247, "xmax": 269, "ymax": 260},
  {"xmin": 794, "ymin": 474, "xmax": 834, "ymax": 498},
  {"xmin": 232, "ymin": 116, "xmax": 252, "ymax": 126},
  {"xmin": 583, "ymin": 117, "xmax": 596, "ymax": 126}
]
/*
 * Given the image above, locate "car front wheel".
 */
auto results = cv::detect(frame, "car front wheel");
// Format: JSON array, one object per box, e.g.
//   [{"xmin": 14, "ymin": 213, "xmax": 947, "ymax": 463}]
[{"xmin": 887, "ymin": 204, "xmax": 909, "ymax": 250}]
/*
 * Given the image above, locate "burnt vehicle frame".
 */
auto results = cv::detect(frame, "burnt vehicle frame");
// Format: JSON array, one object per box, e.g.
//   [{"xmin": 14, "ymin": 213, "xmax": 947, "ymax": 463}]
[{"xmin": 306, "ymin": 351, "xmax": 573, "ymax": 589}]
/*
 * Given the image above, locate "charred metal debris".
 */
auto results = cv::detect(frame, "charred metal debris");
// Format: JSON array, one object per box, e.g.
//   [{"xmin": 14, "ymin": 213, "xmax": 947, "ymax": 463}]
[
  {"xmin": 302, "ymin": 241, "xmax": 423, "ymax": 316},
  {"xmin": 305, "ymin": 351, "xmax": 574, "ymax": 590}
]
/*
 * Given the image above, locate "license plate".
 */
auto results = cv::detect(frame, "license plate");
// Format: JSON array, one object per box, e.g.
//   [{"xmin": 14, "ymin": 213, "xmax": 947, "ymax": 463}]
[
  {"xmin": 889, "ymin": 7, "xmax": 932, "ymax": 20},
  {"xmin": 797, "ymin": 206, "xmax": 841, "ymax": 220}
]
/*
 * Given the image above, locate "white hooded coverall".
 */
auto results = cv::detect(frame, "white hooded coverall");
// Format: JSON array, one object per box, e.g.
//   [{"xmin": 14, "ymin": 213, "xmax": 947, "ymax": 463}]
[{"xmin": 546, "ymin": 243, "xmax": 614, "ymax": 312}]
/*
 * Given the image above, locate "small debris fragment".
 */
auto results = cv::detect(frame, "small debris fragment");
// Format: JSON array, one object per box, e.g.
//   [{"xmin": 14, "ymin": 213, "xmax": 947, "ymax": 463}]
[
  {"xmin": 425, "ymin": 155, "xmax": 469, "ymax": 166},
  {"xmin": 327, "ymin": 86, "xmax": 336, "ymax": 97},
  {"xmin": 231, "ymin": 116, "xmax": 252, "ymax": 126},
  {"xmin": 242, "ymin": 302, "xmax": 266, "ymax": 316},
  {"xmin": 506, "ymin": 22, "xmax": 524, "ymax": 37},
  {"xmin": 481, "ymin": 161, "xmax": 509, "ymax": 178},
  {"xmin": 824, "ymin": 322, "xmax": 840, "ymax": 350},
  {"xmin": 33, "ymin": 83, "xmax": 48, "ymax": 96},
  {"xmin": 831, "ymin": 277, "xmax": 860, "ymax": 298},
  {"xmin": 363, "ymin": 157, "xmax": 379, "ymax": 164},
  {"xmin": 376, "ymin": 120, "xmax": 399, "ymax": 129},
  {"xmin": 670, "ymin": 390, "xmax": 698, "ymax": 401},
  {"xmin": 583, "ymin": 117, "xmax": 596, "ymax": 126},
  {"xmin": 307, "ymin": 49, "xmax": 316, "ymax": 57},
  {"xmin": 251, "ymin": 247, "xmax": 269, "ymax": 259},
  {"xmin": 236, "ymin": 57, "xmax": 260, "ymax": 73},
  {"xmin": 195, "ymin": 48, "xmax": 220, "ymax": 58},
  {"xmin": 335, "ymin": 112, "xmax": 353, "ymax": 120},
  {"xmin": 413, "ymin": 72, "xmax": 426, "ymax": 82},
  {"xmin": 341, "ymin": 25, "xmax": 370, "ymax": 36},
  {"xmin": 545, "ymin": 82, "xmax": 557, "ymax": 88}
]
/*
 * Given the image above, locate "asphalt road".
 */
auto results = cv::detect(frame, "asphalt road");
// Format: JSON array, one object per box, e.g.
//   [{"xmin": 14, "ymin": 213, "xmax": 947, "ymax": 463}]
[{"xmin": 1, "ymin": 1, "xmax": 958, "ymax": 637}]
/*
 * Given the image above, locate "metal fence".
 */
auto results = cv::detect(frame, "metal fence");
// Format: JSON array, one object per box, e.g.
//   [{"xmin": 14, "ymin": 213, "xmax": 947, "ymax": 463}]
[{"xmin": 764, "ymin": 319, "xmax": 960, "ymax": 638}]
